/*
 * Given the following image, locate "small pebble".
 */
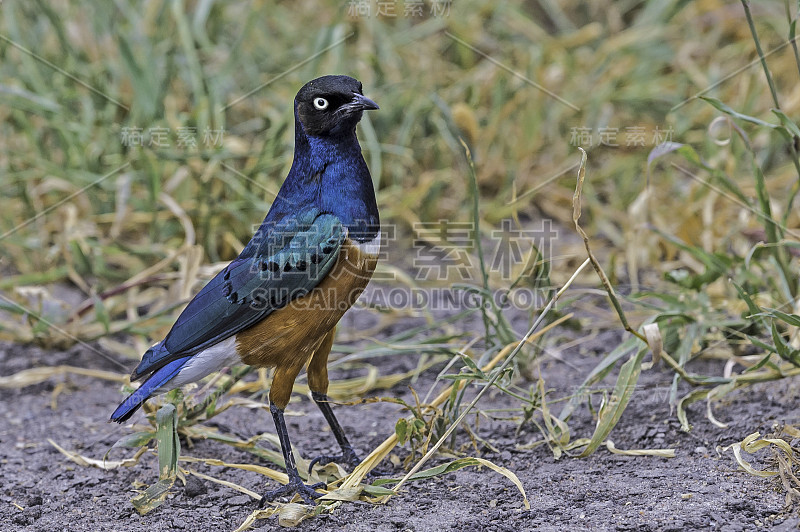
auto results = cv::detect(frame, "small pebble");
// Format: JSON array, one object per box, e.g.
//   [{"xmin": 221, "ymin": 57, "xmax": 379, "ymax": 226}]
[
  {"xmin": 184, "ymin": 476, "xmax": 207, "ymax": 498},
  {"xmin": 694, "ymin": 446, "xmax": 708, "ymax": 455}
]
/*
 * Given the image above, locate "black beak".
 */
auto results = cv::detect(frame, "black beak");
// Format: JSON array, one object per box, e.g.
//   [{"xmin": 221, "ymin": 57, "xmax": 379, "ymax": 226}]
[{"xmin": 351, "ymin": 93, "xmax": 379, "ymax": 111}]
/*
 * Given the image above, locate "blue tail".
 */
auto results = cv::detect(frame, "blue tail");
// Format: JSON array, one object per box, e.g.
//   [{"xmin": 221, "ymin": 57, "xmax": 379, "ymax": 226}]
[{"xmin": 110, "ymin": 357, "xmax": 189, "ymax": 423}]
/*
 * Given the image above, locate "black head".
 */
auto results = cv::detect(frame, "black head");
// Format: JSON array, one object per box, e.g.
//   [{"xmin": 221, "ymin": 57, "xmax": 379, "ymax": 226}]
[{"xmin": 295, "ymin": 75, "xmax": 379, "ymax": 137}]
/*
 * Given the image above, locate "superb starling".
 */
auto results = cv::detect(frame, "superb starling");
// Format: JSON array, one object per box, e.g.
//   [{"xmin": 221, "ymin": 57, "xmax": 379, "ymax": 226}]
[{"xmin": 111, "ymin": 75, "xmax": 381, "ymax": 505}]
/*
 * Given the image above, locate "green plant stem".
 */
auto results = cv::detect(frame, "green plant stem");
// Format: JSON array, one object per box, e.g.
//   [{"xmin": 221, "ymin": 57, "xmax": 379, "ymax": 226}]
[
  {"xmin": 182, "ymin": 365, "xmax": 255, "ymax": 422},
  {"xmin": 742, "ymin": 1, "xmax": 781, "ymax": 108},
  {"xmin": 461, "ymin": 139, "xmax": 514, "ymax": 345},
  {"xmin": 740, "ymin": 1, "xmax": 799, "ymax": 298},
  {"xmin": 785, "ymin": 0, "xmax": 800, "ymax": 79},
  {"xmin": 572, "ymin": 149, "xmax": 648, "ymax": 345},
  {"xmin": 389, "ymin": 258, "xmax": 591, "ymax": 496}
]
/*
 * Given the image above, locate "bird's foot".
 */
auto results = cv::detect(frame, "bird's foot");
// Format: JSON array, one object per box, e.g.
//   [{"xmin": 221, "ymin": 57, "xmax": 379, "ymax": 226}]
[
  {"xmin": 309, "ymin": 444, "xmax": 361, "ymax": 472},
  {"xmin": 309, "ymin": 445, "xmax": 387, "ymax": 478},
  {"xmin": 258, "ymin": 478, "xmax": 327, "ymax": 507}
]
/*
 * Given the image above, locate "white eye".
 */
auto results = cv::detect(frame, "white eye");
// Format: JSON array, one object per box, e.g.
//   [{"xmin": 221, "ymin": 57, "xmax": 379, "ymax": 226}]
[{"xmin": 313, "ymin": 97, "xmax": 329, "ymax": 110}]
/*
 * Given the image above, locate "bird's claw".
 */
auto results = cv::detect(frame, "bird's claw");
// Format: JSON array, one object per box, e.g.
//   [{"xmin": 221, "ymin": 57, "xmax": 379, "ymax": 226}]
[
  {"xmin": 259, "ymin": 479, "xmax": 327, "ymax": 507},
  {"xmin": 309, "ymin": 445, "xmax": 361, "ymax": 472},
  {"xmin": 309, "ymin": 446, "xmax": 388, "ymax": 478}
]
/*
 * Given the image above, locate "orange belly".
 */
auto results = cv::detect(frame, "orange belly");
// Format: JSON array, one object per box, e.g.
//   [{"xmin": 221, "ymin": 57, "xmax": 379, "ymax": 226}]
[{"xmin": 234, "ymin": 237, "xmax": 377, "ymax": 368}]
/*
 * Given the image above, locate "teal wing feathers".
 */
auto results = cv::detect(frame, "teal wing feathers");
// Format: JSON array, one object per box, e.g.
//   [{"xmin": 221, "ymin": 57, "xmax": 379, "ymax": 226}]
[{"xmin": 130, "ymin": 210, "xmax": 345, "ymax": 380}]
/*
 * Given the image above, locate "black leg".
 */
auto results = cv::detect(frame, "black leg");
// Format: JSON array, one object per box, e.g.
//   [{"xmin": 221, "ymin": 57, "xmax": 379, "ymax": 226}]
[
  {"xmin": 260, "ymin": 404, "xmax": 326, "ymax": 506},
  {"xmin": 308, "ymin": 391, "xmax": 362, "ymax": 472}
]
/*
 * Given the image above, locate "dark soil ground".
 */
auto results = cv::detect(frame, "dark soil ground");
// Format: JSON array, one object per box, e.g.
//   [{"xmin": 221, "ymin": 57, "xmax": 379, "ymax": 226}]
[{"xmin": 2, "ymin": 302, "xmax": 800, "ymax": 531}]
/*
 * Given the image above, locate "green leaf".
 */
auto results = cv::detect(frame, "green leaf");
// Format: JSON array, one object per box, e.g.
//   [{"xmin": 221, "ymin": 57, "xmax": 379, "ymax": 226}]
[
  {"xmin": 69, "ymin": 240, "xmax": 92, "ymax": 274},
  {"xmin": 771, "ymin": 109, "xmax": 800, "ymax": 140},
  {"xmin": 362, "ymin": 484, "xmax": 397, "ymax": 496},
  {"xmin": 204, "ymin": 395, "xmax": 218, "ymax": 419},
  {"xmin": 742, "ymin": 352, "xmax": 773, "ymax": 374},
  {"xmin": 111, "ymin": 431, "xmax": 155, "ymax": 450},
  {"xmin": 92, "ymin": 293, "xmax": 110, "ymax": 334},
  {"xmin": 746, "ymin": 333, "xmax": 780, "ymax": 355},
  {"xmin": 676, "ymin": 389, "xmax": 710, "ymax": 432},
  {"xmin": 458, "ymin": 351, "xmax": 485, "ymax": 377},
  {"xmin": 559, "ymin": 336, "xmax": 640, "ymax": 421},
  {"xmin": 731, "ymin": 280, "xmax": 762, "ymax": 318},
  {"xmin": 700, "ymin": 97, "xmax": 780, "ymax": 130},
  {"xmin": 654, "ymin": 229, "xmax": 733, "ymax": 290},
  {"xmin": 117, "ymin": 35, "xmax": 158, "ymax": 120},
  {"xmin": 578, "ymin": 345, "xmax": 648, "ymax": 457},
  {"xmin": 395, "ymin": 418, "xmax": 408, "ymax": 444},
  {"xmin": 770, "ymin": 321, "xmax": 800, "ymax": 367},
  {"xmin": 131, "ymin": 404, "xmax": 180, "ymax": 515},
  {"xmin": 762, "ymin": 308, "xmax": 800, "ymax": 328}
]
